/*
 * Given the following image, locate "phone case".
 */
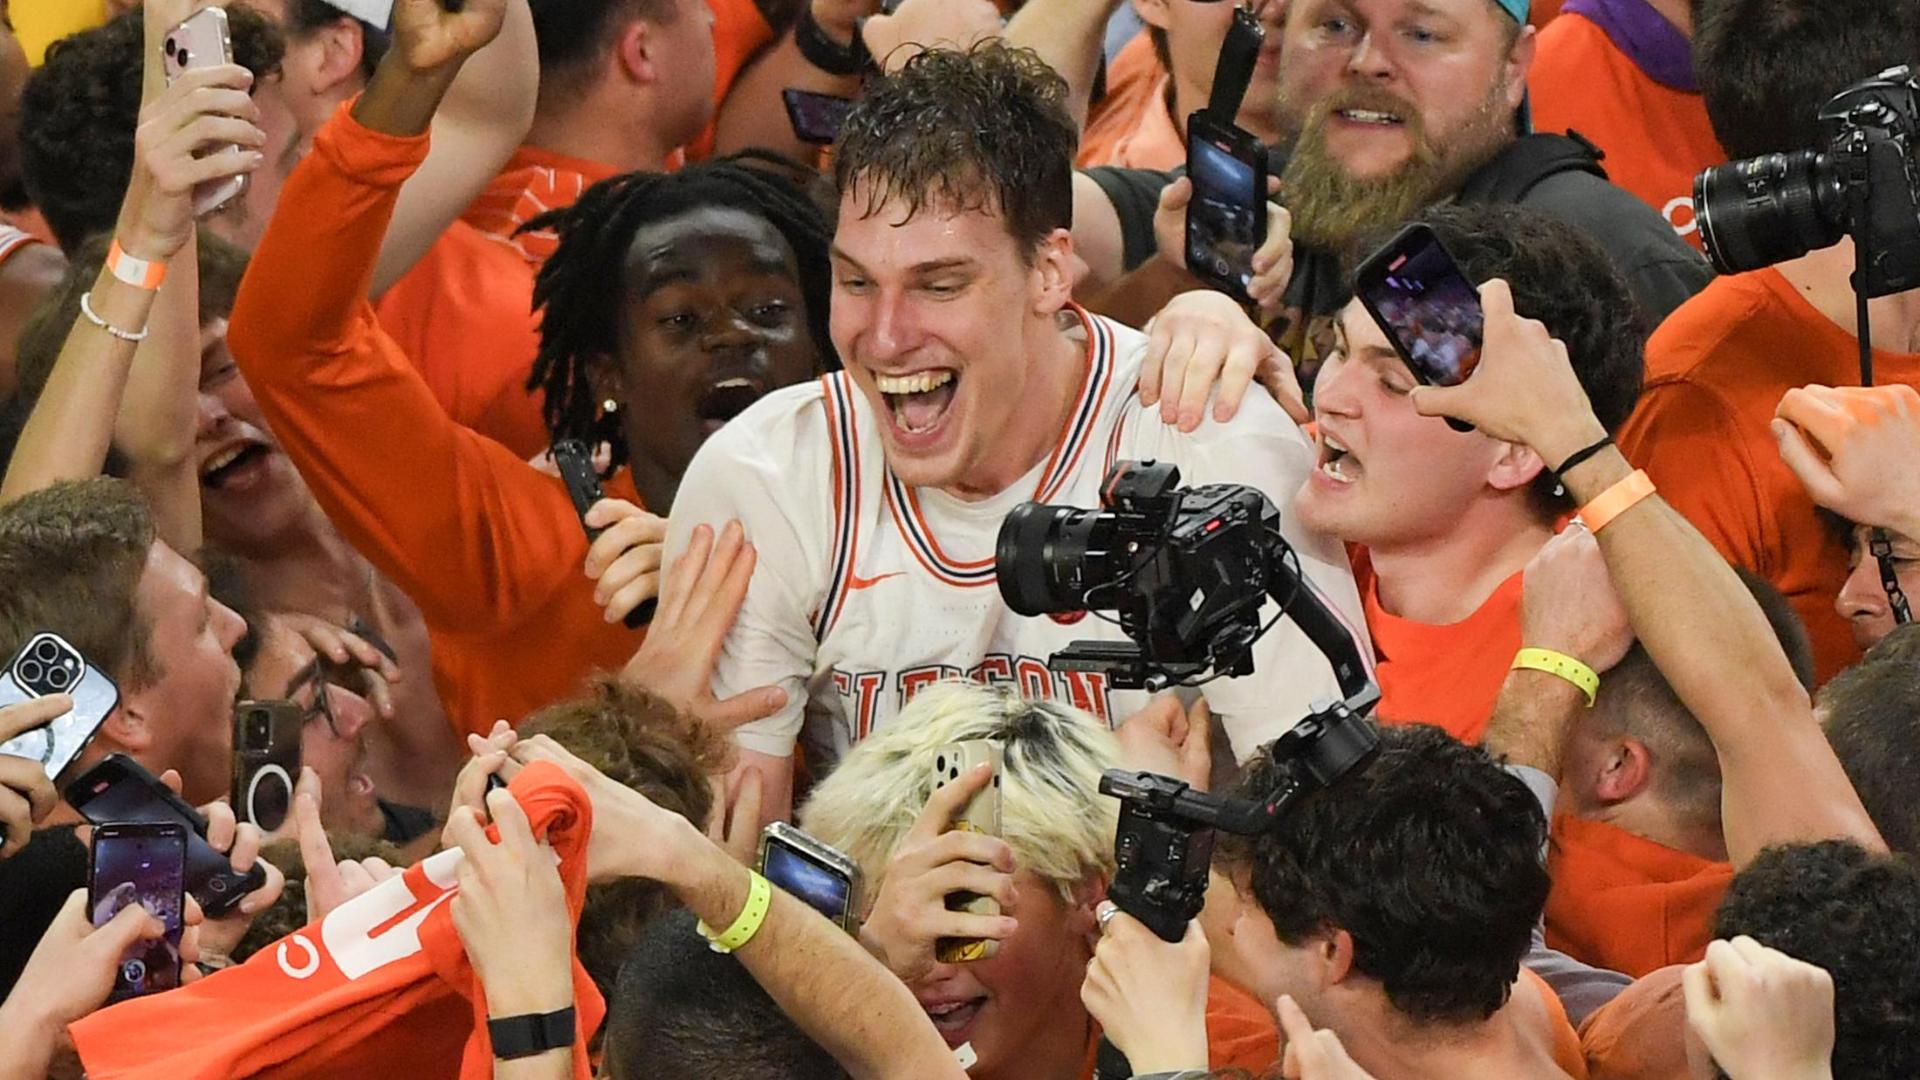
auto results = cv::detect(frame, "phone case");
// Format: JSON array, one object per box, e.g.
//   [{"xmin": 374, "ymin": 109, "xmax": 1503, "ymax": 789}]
[
  {"xmin": 161, "ymin": 8, "xmax": 248, "ymax": 217},
  {"xmin": 0, "ymin": 632, "xmax": 119, "ymax": 781},
  {"xmin": 553, "ymin": 439, "xmax": 654, "ymax": 628},
  {"xmin": 89, "ymin": 822, "xmax": 187, "ymax": 1002},
  {"xmin": 758, "ymin": 821, "xmax": 863, "ymax": 931},
  {"xmin": 932, "ymin": 740, "xmax": 1004, "ymax": 963},
  {"xmin": 1351, "ymin": 223, "xmax": 1480, "ymax": 432},
  {"xmin": 66, "ymin": 754, "xmax": 268, "ymax": 917},
  {"xmin": 232, "ymin": 700, "xmax": 302, "ymax": 833},
  {"xmin": 1184, "ymin": 113, "xmax": 1268, "ymax": 303}
]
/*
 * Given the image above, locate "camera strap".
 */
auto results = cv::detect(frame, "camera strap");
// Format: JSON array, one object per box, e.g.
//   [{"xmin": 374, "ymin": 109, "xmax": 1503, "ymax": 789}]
[
  {"xmin": 1870, "ymin": 528, "xmax": 1913, "ymax": 625},
  {"xmin": 1204, "ymin": 6, "xmax": 1265, "ymax": 124}
]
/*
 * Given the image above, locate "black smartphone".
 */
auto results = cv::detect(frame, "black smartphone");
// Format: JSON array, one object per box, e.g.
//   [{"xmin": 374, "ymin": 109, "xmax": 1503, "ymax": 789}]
[
  {"xmin": 66, "ymin": 754, "xmax": 268, "ymax": 917},
  {"xmin": 758, "ymin": 822, "xmax": 861, "ymax": 932},
  {"xmin": 232, "ymin": 700, "xmax": 303, "ymax": 833},
  {"xmin": 1184, "ymin": 112, "xmax": 1267, "ymax": 301},
  {"xmin": 89, "ymin": 821, "xmax": 187, "ymax": 1002},
  {"xmin": 553, "ymin": 439, "xmax": 655, "ymax": 628},
  {"xmin": 782, "ymin": 88, "xmax": 855, "ymax": 146},
  {"xmin": 0, "ymin": 631, "xmax": 119, "ymax": 783},
  {"xmin": 1352, "ymin": 224, "xmax": 1484, "ymax": 432}
]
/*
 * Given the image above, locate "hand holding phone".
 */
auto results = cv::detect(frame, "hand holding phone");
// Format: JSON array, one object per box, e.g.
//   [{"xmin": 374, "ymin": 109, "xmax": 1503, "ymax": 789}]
[
  {"xmin": 0, "ymin": 632, "xmax": 119, "ymax": 784},
  {"xmin": 1353, "ymin": 223, "xmax": 1483, "ymax": 433},
  {"xmin": 783, "ymin": 89, "xmax": 854, "ymax": 146},
  {"xmin": 554, "ymin": 439, "xmax": 657, "ymax": 628},
  {"xmin": 233, "ymin": 700, "xmax": 302, "ymax": 833},
  {"xmin": 88, "ymin": 822, "xmax": 187, "ymax": 1002},
  {"xmin": 1184, "ymin": 113, "xmax": 1268, "ymax": 303},
  {"xmin": 933, "ymin": 740, "xmax": 1004, "ymax": 964},
  {"xmin": 161, "ymin": 7, "xmax": 252, "ymax": 218},
  {"xmin": 67, "ymin": 754, "xmax": 268, "ymax": 917},
  {"xmin": 759, "ymin": 822, "xmax": 862, "ymax": 931}
]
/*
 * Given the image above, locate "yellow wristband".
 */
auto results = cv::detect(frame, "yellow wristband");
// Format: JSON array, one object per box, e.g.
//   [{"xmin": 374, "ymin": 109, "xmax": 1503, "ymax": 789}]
[
  {"xmin": 696, "ymin": 870, "xmax": 773, "ymax": 954},
  {"xmin": 1512, "ymin": 648, "xmax": 1599, "ymax": 707},
  {"xmin": 1576, "ymin": 469, "xmax": 1656, "ymax": 533}
]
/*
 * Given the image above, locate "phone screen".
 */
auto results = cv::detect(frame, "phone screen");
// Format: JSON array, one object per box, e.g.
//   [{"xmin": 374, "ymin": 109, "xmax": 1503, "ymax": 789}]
[
  {"xmin": 763, "ymin": 840, "xmax": 853, "ymax": 922},
  {"xmin": 1186, "ymin": 126, "xmax": 1264, "ymax": 294},
  {"xmin": 1355, "ymin": 227, "xmax": 1485, "ymax": 387},
  {"xmin": 0, "ymin": 632, "xmax": 119, "ymax": 781},
  {"xmin": 90, "ymin": 826, "xmax": 186, "ymax": 1002},
  {"xmin": 69, "ymin": 756, "xmax": 266, "ymax": 916},
  {"xmin": 783, "ymin": 89, "xmax": 854, "ymax": 146}
]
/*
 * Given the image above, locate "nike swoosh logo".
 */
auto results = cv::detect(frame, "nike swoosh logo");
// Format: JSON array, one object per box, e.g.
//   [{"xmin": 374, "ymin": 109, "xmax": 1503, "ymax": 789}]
[{"xmin": 847, "ymin": 571, "xmax": 905, "ymax": 591}]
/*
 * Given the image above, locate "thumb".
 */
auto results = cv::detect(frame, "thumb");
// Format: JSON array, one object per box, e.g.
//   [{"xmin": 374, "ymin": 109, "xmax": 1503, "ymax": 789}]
[
  {"xmin": 1477, "ymin": 276, "xmax": 1516, "ymax": 321},
  {"xmin": 1159, "ymin": 176, "xmax": 1193, "ymax": 212},
  {"xmin": 96, "ymin": 897, "xmax": 166, "ymax": 952},
  {"xmin": 703, "ymin": 686, "xmax": 789, "ymax": 732},
  {"xmin": 1408, "ymin": 382, "xmax": 1466, "ymax": 420}
]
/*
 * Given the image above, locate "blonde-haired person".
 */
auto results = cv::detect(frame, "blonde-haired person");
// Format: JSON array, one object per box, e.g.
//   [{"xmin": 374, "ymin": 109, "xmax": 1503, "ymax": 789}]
[{"xmin": 800, "ymin": 680, "xmax": 1279, "ymax": 1080}]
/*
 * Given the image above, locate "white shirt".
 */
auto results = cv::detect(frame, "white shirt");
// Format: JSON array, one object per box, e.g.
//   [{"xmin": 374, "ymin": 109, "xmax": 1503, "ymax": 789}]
[{"xmin": 666, "ymin": 307, "xmax": 1370, "ymax": 767}]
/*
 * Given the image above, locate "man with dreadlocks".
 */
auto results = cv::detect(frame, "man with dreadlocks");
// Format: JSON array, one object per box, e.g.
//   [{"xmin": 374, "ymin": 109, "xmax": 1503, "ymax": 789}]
[
  {"xmin": 664, "ymin": 42, "xmax": 1369, "ymax": 823},
  {"xmin": 226, "ymin": 0, "xmax": 832, "ymax": 739}
]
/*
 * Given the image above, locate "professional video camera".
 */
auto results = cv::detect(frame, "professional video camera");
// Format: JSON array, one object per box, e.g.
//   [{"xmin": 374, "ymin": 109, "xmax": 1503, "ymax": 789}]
[
  {"xmin": 996, "ymin": 459, "xmax": 1373, "ymax": 697},
  {"xmin": 1695, "ymin": 65, "xmax": 1920, "ymax": 299}
]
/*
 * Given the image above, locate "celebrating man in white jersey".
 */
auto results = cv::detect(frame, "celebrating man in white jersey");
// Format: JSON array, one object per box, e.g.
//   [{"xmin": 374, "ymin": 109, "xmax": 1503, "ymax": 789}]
[{"xmin": 666, "ymin": 43, "xmax": 1367, "ymax": 817}]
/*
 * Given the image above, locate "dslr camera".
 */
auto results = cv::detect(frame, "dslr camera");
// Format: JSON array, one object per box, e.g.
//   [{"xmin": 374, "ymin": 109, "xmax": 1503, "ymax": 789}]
[{"xmin": 1695, "ymin": 65, "xmax": 1920, "ymax": 297}]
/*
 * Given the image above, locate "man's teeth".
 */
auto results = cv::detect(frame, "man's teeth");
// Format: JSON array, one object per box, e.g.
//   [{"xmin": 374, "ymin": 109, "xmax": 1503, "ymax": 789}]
[
  {"xmin": 926, "ymin": 1002, "xmax": 967, "ymax": 1016},
  {"xmin": 202, "ymin": 446, "xmax": 246, "ymax": 475},
  {"xmin": 1340, "ymin": 109, "xmax": 1402, "ymax": 125},
  {"xmin": 876, "ymin": 370, "xmax": 955, "ymax": 395}
]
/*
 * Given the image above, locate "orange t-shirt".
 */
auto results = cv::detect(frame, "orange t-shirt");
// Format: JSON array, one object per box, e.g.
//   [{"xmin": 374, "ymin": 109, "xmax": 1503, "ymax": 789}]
[
  {"xmin": 1528, "ymin": 6, "xmax": 1724, "ymax": 250},
  {"xmin": 70, "ymin": 763, "xmax": 604, "ymax": 1080},
  {"xmin": 461, "ymin": 145, "xmax": 623, "ymax": 267},
  {"xmin": 1352, "ymin": 548, "xmax": 1522, "ymax": 744},
  {"xmin": 1078, "ymin": 36, "xmax": 1186, "ymax": 171},
  {"xmin": 1578, "ymin": 965, "xmax": 1690, "ymax": 1080},
  {"xmin": 1078, "ymin": 975, "xmax": 1279, "ymax": 1078},
  {"xmin": 1617, "ymin": 268, "xmax": 1920, "ymax": 683},
  {"xmin": 229, "ymin": 103, "xmax": 645, "ymax": 739},
  {"xmin": 1545, "ymin": 815, "xmax": 1732, "ymax": 979},
  {"xmin": 373, "ymin": 221, "xmax": 549, "ymax": 459}
]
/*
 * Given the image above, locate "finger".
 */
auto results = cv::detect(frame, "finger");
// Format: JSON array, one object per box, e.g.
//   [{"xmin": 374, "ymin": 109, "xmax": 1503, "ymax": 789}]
[
  {"xmin": 582, "ymin": 497, "xmax": 646, "ymax": 531},
  {"xmin": 1183, "ymin": 698, "xmax": 1214, "ymax": 787},
  {"xmin": 443, "ymin": 804, "xmax": 491, "ymax": 856},
  {"xmin": 238, "ymin": 856, "xmax": 285, "ymax": 916},
  {"xmin": 1276, "ymin": 993, "xmax": 1317, "ymax": 1046},
  {"xmin": 334, "ymin": 858, "xmax": 376, "ymax": 898},
  {"xmin": 656, "ymin": 524, "xmax": 716, "ymax": 629},
  {"xmin": 203, "ymin": 798, "xmax": 237, "ymax": 855},
  {"xmin": 334, "ymin": 629, "xmax": 400, "ymax": 683},
  {"xmin": 1173, "ymin": 331, "xmax": 1232, "ymax": 432},
  {"xmin": 1209, "ymin": 337, "xmax": 1267, "ymax": 425},
  {"xmin": 360, "ymin": 856, "xmax": 398, "ymax": 881},
  {"xmin": 451, "ymin": 749, "xmax": 509, "ymax": 818},
  {"xmin": 227, "ymin": 821, "xmax": 263, "ymax": 875},
  {"xmin": 160, "ymin": 769, "xmax": 185, "ymax": 796},
  {"xmin": 584, "ymin": 514, "xmax": 664, "ymax": 578},
  {"xmin": 1681, "ymin": 956, "xmax": 1720, "ymax": 1023},
  {"xmin": 1775, "ymin": 386, "xmax": 1852, "ymax": 456},
  {"xmin": 925, "ymin": 909, "xmax": 1020, "ymax": 944},
  {"xmin": 0, "ymin": 783, "xmax": 33, "ymax": 858},
  {"xmin": 166, "ymin": 114, "xmax": 268, "ymax": 158},
  {"xmin": 682, "ymin": 521, "xmax": 749, "ymax": 633},
  {"xmin": 912, "ymin": 828, "xmax": 1018, "ymax": 874},
  {"xmin": 910, "ymin": 759, "xmax": 996, "ymax": 842},
  {"xmin": 486, "ymin": 786, "xmax": 539, "ymax": 853},
  {"xmin": 1252, "ymin": 203, "xmax": 1292, "ymax": 276},
  {"xmin": 155, "ymin": 62, "xmax": 255, "ymax": 99},
  {"xmin": 0, "ymin": 756, "xmax": 53, "ymax": 824},
  {"xmin": 293, "ymin": 785, "xmax": 341, "ymax": 896},
  {"xmin": 704, "ymin": 776, "xmax": 728, "ymax": 845},
  {"xmin": 701, "ymin": 685, "xmax": 789, "ymax": 731},
  {"xmin": 602, "ymin": 571, "xmax": 661, "ymax": 625},
  {"xmin": 726, "ymin": 769, "xmax": 765, "ymax": 863},
  {"xmin": 917, "ymin": 861, "xmax": 1020, "ymax": 912},
  {"xmin": 0, "ymin": 693, "xmax": 74, "ymax": 742},
  {"xmin": 97, "ymin": 895, "xmax": 167, "ymax": 950},
  {"xmin": 1157, "ymin": 330, "xmax": 1200, "ymax": 425},
  {"xmin": 1261, "ymin": 349, "xmax": 1311, "ymax": 426},
  {"xmin": 596, "ymin": 535, "xmax": 667, "ymax": 601},
  {"xmin": 1478, "ymin": 277, "xmax": 1517, "ymax": 324},
  {"xmin": 1141, "ymin": 314, "xmax": 1175, "ymax": 407}
]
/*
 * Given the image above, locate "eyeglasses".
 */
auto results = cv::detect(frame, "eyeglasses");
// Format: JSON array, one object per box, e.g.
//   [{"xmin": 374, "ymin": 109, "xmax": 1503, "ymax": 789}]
[{"xmin": 291, "ymin": 663, "xmax": 343, "ymax": 739}]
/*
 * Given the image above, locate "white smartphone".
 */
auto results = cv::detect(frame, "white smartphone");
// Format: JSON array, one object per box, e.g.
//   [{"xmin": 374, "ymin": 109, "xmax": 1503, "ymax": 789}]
[
  {"xmin": 161, "ymin": 6, "xmax": 248, "ymax": 218},
  {"xmin": 0, "ymin": 632, "xmax": 120, "ymax": 782}
]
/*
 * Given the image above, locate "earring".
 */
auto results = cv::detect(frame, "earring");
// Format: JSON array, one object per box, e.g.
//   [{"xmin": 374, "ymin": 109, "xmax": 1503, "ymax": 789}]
[{"xmin": 601, "ymin": 398, "xmax": 619, "ymax": 414}]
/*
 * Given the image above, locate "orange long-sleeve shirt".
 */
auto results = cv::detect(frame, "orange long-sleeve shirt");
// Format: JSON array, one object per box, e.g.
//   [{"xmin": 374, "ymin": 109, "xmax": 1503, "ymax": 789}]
[
  {"xmin": 1545, "ymin": 815, "xmax": 1731, "ymax": 979},
  {"xmin": 228, "ymin": 103, "xmax": 644, "ymax": 738}
]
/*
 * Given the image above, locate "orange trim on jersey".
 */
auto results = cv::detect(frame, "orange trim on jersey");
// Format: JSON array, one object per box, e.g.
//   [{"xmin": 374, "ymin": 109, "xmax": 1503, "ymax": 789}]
[{"xmin": 814, "ymin": 372, "xmax": 864, "ymax": 639}]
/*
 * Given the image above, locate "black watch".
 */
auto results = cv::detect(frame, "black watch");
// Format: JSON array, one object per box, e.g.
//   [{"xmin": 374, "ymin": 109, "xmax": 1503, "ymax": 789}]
[
  {"xmin": 488, "ymin": 1005, "xmax": 577, "ymax": 1060},
  {"xmin": 795, "ymin": 5, "xmax": 869, "ymax": 76}
]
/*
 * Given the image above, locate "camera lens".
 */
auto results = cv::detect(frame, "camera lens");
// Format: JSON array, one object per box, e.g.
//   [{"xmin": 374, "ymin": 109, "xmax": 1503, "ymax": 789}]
[
  {"xmin": 1694, "ymin": 150, "xmax": 1848, "ymax": 275},
  {"xmin": 121, "ymin": 959, "xmax": 148, "ymax": 985},
  {"xmin": 995, "ymin": 503, "xmax": 1109, "ymax": 616},
  {"xmin": 251, "ymin": 770, "xmax": 291, "ymax": 832},
  {"xmin": 247, "ymin": 711, "xmax": 272, "ymax": 746}
]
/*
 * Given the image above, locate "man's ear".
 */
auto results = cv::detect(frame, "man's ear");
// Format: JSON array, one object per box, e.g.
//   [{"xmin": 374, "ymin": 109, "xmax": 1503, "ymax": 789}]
[
  {"xmin": 1070, "ymin": 876, "xmax": 1108, "ymax": 949},
  {"xmin": 98, "ymin": 701, "xmax": 151, "ymax": 756},
  {"xmin": 304, "ymin": 17, "xmax": 367, "ymax": 99},
  {"xmin": 1321, "ymin": 928, "xmax": 1356, "ymax": 986},
  {"xmin": 615, "ymin": 19, "xmax": 660, "ymax": 85},
  {"xmin": 1503, "ymin": 25, "xmax": 1538, "ymax": 112},
  {"xmin": 1593, "ymin": 737, "xmax": 1653, "ymax": 804},
  {"xmin": 1133, "ymin": 0, "xmax": 1173, "ymax": 32},
  {"xmin": 1485, "ymin": 439, "xmax": 1547, "ymax": 495},
  {"xmin": 1030, "ymin": 228, "xmax": 1076, "ymax": 316}
]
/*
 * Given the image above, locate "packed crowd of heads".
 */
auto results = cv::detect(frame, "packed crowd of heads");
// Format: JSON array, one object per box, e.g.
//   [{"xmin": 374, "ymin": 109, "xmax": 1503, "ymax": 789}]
[{"xmin": 0, "ymin": 0, "xmax": 1919, "ymax": 1077}]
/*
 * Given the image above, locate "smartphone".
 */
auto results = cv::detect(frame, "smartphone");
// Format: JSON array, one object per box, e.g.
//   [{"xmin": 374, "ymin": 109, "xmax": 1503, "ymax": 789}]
[
  {"xmin": 1352, "ymin": 224, "xmax": 1484, "ymax": 432},
  {"xmin": 1184, "ymin": 112, "xmax": 1268, "ymax": 302},
  {"xmin": 759, "ymin": 822, "xmax": 861, "ymax": 932},
  {"xmin": 89, "ymin": 822, "xmax": 187, "ymax": 1002},
  {"xmin": 932, "ymin": 740, "xmax": 1003, "ymax": 964},
  {"xmin": 782, "ymin": 89, "xmax": 855, "ymax": 146},
  {"xmin": 232, "ymin": 700, "xmax": 302, "ymax": 833},
  {"xmin": 66, "ymin": 754, "xmax": 268, "ymax": 917},
  {"xmin": 553, "ymin": 438, "xmax": 654, "ymax": 628},
  {"xmin": 161, "ymin": 7, "xmax": 248, "ymax": 217},
  {"xmin": 0, "ymin": 632, "xmax": 118, "ymax": 783}
]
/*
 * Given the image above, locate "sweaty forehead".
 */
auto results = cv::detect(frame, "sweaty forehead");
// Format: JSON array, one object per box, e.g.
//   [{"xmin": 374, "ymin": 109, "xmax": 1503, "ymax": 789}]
[
  {"xmin": 1293, "ymin": 0, "xmax": 1501, "ymax": 26},
  {"xmin": 624, "ymin": 205, "xmax": 800, "ymax": 283}
]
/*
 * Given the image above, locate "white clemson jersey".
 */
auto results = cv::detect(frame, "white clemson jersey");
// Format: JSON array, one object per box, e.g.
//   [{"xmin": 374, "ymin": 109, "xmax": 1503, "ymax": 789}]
[{"xmin": 666, "ymin": 306, "xmax": 1370, "ymax": 768}]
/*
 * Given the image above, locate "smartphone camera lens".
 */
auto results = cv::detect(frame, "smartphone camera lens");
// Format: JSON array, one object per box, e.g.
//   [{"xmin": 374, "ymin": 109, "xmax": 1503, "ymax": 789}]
[
  {"xmin": 247, "ymin": 711, "xmax": 271, "ymax": 748},
  {"xmin": 15, "ymin": 658, "xmax": 42, "ymax": 686},
  {"xmin": 207, "ymin": 876, "xmax": 229, "ymax": 894},
  {"xmin": 121, "ymin": 958, "xmax": 147, "ymax": 985}
]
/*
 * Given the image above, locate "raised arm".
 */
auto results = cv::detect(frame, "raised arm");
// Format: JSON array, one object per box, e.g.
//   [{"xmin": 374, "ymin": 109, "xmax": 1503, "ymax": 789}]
[
  {"xmin": 511, "ymin": 735, "xmax": 967, "ymax": 1080},
  {"xmin": 1412, "ymin": 281, "xmax": 1884, "ymax": 865},
  {"xmin": 712, "ymin": 0, "xmax": 867, "ymax": 162},
  {"xmin": 1774, "ymin": 383, "xmax": 1920, "ymax": 542},
  {"xmin": 1005, "ymin": 0, "xmax": 1120, "ymax": 129},
  {"xmin": 373, "ymin": 0, "xmax": 537, "ymax": 296}
]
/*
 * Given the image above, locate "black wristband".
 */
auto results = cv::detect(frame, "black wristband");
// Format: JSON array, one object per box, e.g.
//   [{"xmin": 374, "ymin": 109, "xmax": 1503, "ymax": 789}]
[
  {"xmin": 488, "ymin": 1005, "xmax": 576, "ymax": 1060},
  {"xmin": 795, "ymin": 5, "xmax": 869, "ymax": 76},
  {"xmin": 1553, "ymin": 436, "xmax": 1613, "ymax": 479}
]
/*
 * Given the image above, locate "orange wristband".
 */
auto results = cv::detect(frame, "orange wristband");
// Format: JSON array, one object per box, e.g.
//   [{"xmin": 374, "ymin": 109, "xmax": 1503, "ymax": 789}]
[
  {"xmin": 106, "ymin": 240, "xmax": 166, "ymax": 290},
  {"xmin": 1577, "ymin": 469, "xmax": 1655, "ymax": 533}
]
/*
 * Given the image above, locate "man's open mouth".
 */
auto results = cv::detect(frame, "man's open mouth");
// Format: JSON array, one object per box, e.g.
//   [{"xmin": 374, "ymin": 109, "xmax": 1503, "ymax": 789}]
[
  {"xmin": 1318, "ymin": 431, "xmax": 1360, "ymax": 484},
  {"xmin": 1336, "ymin": 107, "xmax": 1405, "ymax": 127},
  {"xmin": 200, "ymin": 442, "xmax": 273, "ymax": 491},
  {"xmin": 876, "ymin": 369, "xmax": 958, "ymax": 435},
  {"xmin": 696, "ymin": 376, "xmax": 768, "ymax": 431}
]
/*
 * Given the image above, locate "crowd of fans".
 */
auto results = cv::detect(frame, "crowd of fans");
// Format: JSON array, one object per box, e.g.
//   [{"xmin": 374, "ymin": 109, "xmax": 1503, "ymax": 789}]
[{"xmin": 0, "ymin": 0, "xmax": 1916, "ymax": 1075}]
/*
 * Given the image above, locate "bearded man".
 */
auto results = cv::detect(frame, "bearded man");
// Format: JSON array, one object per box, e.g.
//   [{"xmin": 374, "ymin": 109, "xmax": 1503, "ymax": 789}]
[{"xmin": 1070, "ymin": 0, "xmax": 1707, "ymax": 370}]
